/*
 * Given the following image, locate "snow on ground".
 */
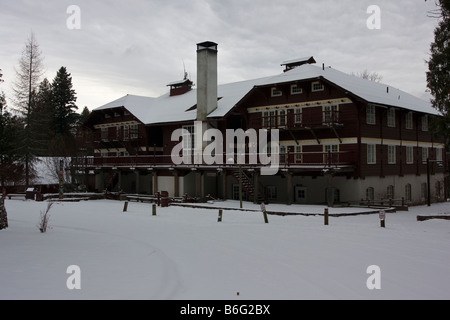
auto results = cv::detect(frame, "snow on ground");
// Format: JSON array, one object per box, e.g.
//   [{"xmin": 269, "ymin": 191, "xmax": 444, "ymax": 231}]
[{"xmin": 0, "ymin": 199, "xmax": 449, "ymax": 300}]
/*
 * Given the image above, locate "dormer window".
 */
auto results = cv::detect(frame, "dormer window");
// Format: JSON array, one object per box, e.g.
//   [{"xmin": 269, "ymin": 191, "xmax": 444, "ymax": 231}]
[
  {"xmin": 271, "ymin": 87, "xmax": 282, "ymax": 97},
  {"xmin": 312, "ymin": 81, "xmax": 324, "ymax": 92},
  {"xmin": 291, "ymin": 84, "xmax": 303, "ymax": 95}
]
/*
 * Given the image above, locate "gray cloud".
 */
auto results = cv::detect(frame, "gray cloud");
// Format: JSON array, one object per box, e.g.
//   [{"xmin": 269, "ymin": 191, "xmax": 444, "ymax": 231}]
[{"xmin": 0, "ymin": 0, "xmax": 440, "ymax": 110}]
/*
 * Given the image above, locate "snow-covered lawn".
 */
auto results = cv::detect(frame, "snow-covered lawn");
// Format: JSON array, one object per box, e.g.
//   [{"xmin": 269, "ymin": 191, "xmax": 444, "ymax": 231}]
[{"xmin": 0, "ymin": 199, "xmax": 449, "ymax": 300}]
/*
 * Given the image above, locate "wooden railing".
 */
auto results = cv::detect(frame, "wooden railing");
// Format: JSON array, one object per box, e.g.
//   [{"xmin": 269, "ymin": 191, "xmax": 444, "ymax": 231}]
[
  {"xmin": 73, "ymin": 150, "xmax": 355, "ymax": 169},
  {"xmin": 249, "ymin": 110, "xmax": 341, "ymax": 130}
]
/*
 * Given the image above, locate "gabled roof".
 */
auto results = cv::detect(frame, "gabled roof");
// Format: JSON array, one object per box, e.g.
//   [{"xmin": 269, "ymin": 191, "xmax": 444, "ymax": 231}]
[
  {"xmin": 258, "ymin": 64, "xmax": 439, "ymax": 115},
  {"xmin": 93, "ymin": 63, "xmax": 439, "ymax": 126}
]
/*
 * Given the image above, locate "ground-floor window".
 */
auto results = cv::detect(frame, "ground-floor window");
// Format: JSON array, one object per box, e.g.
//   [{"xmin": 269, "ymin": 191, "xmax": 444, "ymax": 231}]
[
  {"xmin": 387, "ymin": 185, "xmax": 395, "ymax": 199},
  {"xmin": 421, "ymin": 183, "xmax": 427, "ymax": 201},
  {"xmin": 405, "ymin": 184, "xmax": 412, "ymax": 202},
  {"xmin": 232, "ymin": 184, "xmax": 246, "ymax": 201},
  {"xmin": 366, "ymin": 187, "xmax": 374, "ymax": 201}
]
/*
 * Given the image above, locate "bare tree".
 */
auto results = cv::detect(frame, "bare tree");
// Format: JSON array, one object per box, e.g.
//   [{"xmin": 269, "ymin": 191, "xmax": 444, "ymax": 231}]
[
  {"xmin": 12, "ymin": 33, "xmax": 45, "ymax": 188},
  {"xmin": 353, "ymin": 69, "xmax": 383, "ymax": 83}
]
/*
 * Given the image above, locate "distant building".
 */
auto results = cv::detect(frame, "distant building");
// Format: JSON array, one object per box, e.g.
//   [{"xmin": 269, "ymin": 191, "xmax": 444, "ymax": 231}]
[{"xmin": 78, "ymin": 42, "xmax": 447, "ymax": 205}]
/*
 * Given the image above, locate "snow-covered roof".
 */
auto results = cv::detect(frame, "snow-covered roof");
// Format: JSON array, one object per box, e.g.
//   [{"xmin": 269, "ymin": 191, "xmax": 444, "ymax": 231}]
[
  {"xmin": 258, "ymin": 64, "xmax": 439, "ymax": 115},
  {"xmin": 93, "ymin": 64, "xmax": 439, "ymax": 125}
]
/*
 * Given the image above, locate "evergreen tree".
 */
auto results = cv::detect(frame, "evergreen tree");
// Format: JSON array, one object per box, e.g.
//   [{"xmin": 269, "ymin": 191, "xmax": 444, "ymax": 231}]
[
  {"xmin": 1, "ymin": 70, "xmax": 23, "ymax": 188},
  {"xmin": 49, "ymin": 66, "xmax": 78, "ymax": 156},
  {"xmin": 426, "ymin": 0, "xmax": 450, "ymax": 146},
  {"xmin": 30, "ymin": 78, "xmax": 54, "ymax": 155}
]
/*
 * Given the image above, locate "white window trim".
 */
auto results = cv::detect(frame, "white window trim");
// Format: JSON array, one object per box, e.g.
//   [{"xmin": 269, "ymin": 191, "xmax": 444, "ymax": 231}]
[
  {"xmin": 406, "ymin": 146, "xmax": 414, "ymax": 164},
  {"xmin": 366, "ymin": 105, "xmax": 376, "ymax": 125},
  {"xmin": 405, "ymin": 112, "xmax": 413, "ymax": 130},
  {"xmin": 312, "ymin": 81, "xmax": 324, "ymax": 92},
  {"xmin": 271, "ymin": 87, "xmax": 282, "ymax": 97},
  {"xmin": 367, "ymin": 144, "xmax": 376, "ymax": 164},
  {"xmin": 387, "ymin": 108, "xmax": 396, "ymax": 127},
  {"xmin": 291, "ymin": 84, "xmax": 303, "ymax": 95},
  {"xmin": 388, "ymin": 145, "xmax": 396, "ymax": 164}
]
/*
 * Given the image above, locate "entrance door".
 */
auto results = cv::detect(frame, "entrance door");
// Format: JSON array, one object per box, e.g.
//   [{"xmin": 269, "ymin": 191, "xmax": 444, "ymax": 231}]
[{"xmin": 295, "ymin": 187, "xmax": 307, "ymax": 203}]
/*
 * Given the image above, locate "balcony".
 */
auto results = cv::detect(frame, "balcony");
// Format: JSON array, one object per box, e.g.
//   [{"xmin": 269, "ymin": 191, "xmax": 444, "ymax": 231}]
[
  {"xmin": 73, "ymin": 150, "xmax": 355, "ymax": 172},
  {"xmin": 249, "ymin": 110, "xmax": 341, "ymax": 130}
]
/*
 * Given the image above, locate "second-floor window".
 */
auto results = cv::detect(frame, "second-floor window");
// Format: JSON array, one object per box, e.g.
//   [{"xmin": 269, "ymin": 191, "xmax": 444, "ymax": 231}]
[
  {"xmin": 278, "ymin": 110, "xmax": 287, "ymax": 127},
  {"xmin": 388, "ymin": 145, "xmax": 396, "ymax": 164},
  {"xmin": 367, "ymin": 145, "xmax": 376, "ymax": 164},
  {"xmin": 405, "ymin": 112, "xmax": 413, "ymax": 129},
  {"xmin": 367, "ymin": 105, "xmax": 376, "ymax": 124},
  {"xmin": 101, "ymin": 127, "xmax": 108, "ymax": 141},
  {"xmin": 295, "ymin": 108, "xmax": 302, "ymax": 124},
  {"xmin": 387, "ymin": 108, "xmax": 396, "ymax": 127},
  {"xmin": 323, "ymin": 105, "xmax": 338, "ymax": 124},
  {"xmin": 406, "ymin": 146, "xmax": 414, "ymax": 164},
  {"xmin": 422, "ymin": 147, "xmax": 429, "ymax": 163},
  {"xmin": 130, "ymin": 124, "xmax": 138, "ymax": 140},
  {"xmin": 291, "ymin": 85, "xmax": 302, "ymax": 95},
  {"xmin": 422, "ymin": 115, "xmax": 429, "ymax": 131}
]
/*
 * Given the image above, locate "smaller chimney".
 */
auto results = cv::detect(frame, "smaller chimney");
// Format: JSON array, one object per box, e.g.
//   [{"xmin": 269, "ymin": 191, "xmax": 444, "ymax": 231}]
[
  {"xmin": 197, "ymin": 41, "xmax": 218, "ymax": 121},
  {"xmin": 167, "ymin": 78, "xmax": 193, "ymax": 96}
]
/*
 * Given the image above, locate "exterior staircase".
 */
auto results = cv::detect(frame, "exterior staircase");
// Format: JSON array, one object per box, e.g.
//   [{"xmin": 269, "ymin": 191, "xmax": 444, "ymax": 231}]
[{"xmin": 231, "ymin": 170, "xmax": 265, "ymax": 203}]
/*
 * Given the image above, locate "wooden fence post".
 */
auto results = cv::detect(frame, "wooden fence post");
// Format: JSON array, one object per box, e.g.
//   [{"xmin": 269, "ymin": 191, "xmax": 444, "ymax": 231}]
[
  {"xmin": 324, "ymin": 208, "xmax": 329, "ymax": 225},
  {"xmin": 123, "ymin": 201, "xmax": 128, "ymax": 212},
  {"xmin": 218, "ymin": 209, "xmax": 223, "ymax": 222}
]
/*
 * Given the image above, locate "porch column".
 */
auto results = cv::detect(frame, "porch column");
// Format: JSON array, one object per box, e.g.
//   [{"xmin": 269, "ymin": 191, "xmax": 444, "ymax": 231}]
[
  {"xmin": 195, "ymin": 170, "xmax": 202, "ymax": 198},
  {"xmin": 285, "ymin": 172, "xmax": 293, "ymax": 205},
  {"xmin": 152, "ymin": 171, "xmax": 158, "ymax": 194},
  {"xmin": 173, "ymin": 170, "xmax": 179, "ymax": 197},
  {"xmin": 253, "ymin": 171, "xmax": 259, "ymax": 204},
  {"xmin": 117, "ymin": 170, "xmax": 122, "ymax": 192},
  {"xmin": 135, "ymin": 170, "xmax": 140, "ymax": 194},
  {"xmin": 222, "ymin": 169, "xmax": 227, "ymax": 200}
]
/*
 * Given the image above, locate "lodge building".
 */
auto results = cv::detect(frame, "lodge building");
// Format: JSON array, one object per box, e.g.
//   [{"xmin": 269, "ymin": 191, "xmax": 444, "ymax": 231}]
[{"xmin": 79, "ymin": 42, "xmax": 447, "ymax": 205}]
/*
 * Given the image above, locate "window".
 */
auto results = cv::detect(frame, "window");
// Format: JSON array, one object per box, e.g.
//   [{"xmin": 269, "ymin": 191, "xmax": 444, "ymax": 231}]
[
  {"xmin": 116, "ymin": 126, "xmax": 121, "ymax": 140},
  {"xmin": 123, "ymin": 125, "xmax": 129, "ymax": 141},
  {"xmin": 436, "ymin": 181, "xmax": 442, "ymax": 199},
  {"xmin": 323, "ymin": 105, "xmax": 339, "ymax": 124},
  {"xmin": 295, "ymin": 108, "xmax": 302, "ymax": 124},
  {"xmin": 114, "ymin": 112, "xmax": 120, "ymax": 118},
  {"xmin": 405, "ymin": 184, "xmax": 412, "ymax": 202},
  {"xmin": 271, "ymin": 87, "xmax": 282, "ymax": 97},
  {"xmin": 278, "ymin": 110, "xmax": 287, "ymax": 127},
  {"xmin": 421, "ymin": 183, "xmax": 427, "ymax": 201},
  {"xmin": 387, "ymin": 108, "xmax": 396, "ymax": 127},
  {"xmin": 324, "ymin": 144, "xmax": 339, "ymax": 164},
  {"xmin": 334, "ymin": 189, "xmax": 340, "ymax": 203},
  {"xmin": 387, "ymin": 185, "xmax": 395, "ymax": 199},
  {"xmin": 422, "ymin": 115, "xmax": 428, "ymax": 131},
  {"xmin": 295, "ymin": 145, "xmax": 302, "ymax": 163},
  {"xmin": 232, "ymin": 184, "xmax": 246, "ymax": 201},
  {"xmin": 312, "ymin": 81, "xmax": 324, "ymax": 92},
  {"xmin": 367, "ymin": 145, "xmax": 376, "ymax": 164},
  {"xmin": 422, "ymin": 147, "xmax": 429, "ymax": 163},
  {"xmin": 280, "ymin": 146, "xmax": 287, "ymax": 164},
  {"xmin": 406, "ymin": 146, "xmax": 414, "ymax": 164},
  {"xmin": 366, "ymin": 105, "xmax": 376, "ymax": 125},
  {"xmin": 388, "ymin": 145, "xmax": 396, "ymax": 164},
  {"xmin": 436, "ymin": 148, "xmax": 443, "ymax": 162},
  {"xmin": 262, "ymin": 111, "xmax": 276, "ymax": 128},
  {"xmin": 182, "ymin": 125, "xmax": 195, "ymax": 159},
  {"xmin": 291, "ymin": 85, "xmax": 302, "ymax": 95},
  {"xmin": 130, "ymin": 124, "xmax": 138, "ymax": 140},
  {"xmin": 101, "ymin": 127, "xmax": 108, "ymax": 141},
  {"xmin": 104, "ymin": 114, "xmax": 111, "ymax": 119},
  {"xmin": 266, "ymin": 186, "xmax": 277, "ymax": 200},
  {"xmin": 366, "ymin": 187, "xmax": 374, "ymax": 201},
  {"xmin": 405, "ymin": 112, "xmax": 413, "ymax": 129}
]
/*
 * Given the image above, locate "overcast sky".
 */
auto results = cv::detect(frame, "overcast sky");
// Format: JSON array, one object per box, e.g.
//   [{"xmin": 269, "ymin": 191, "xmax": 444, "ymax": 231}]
[{"xmin": 0, "ymin": 0, "xmax": 441, "ymax": 111}]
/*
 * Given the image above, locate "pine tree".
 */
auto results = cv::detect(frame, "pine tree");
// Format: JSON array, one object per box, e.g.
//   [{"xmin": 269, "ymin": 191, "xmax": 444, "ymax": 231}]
[
  {"xmin": 426, "ymin": 0, "xmax": 450, "ymax": 146},
  {"xmin": 49, "ymin": 66, "xmax": 78, "ymax": 156},
  {"xmin": 12, "ymin": 33, "xmax": 44, "ymax": 187}
]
